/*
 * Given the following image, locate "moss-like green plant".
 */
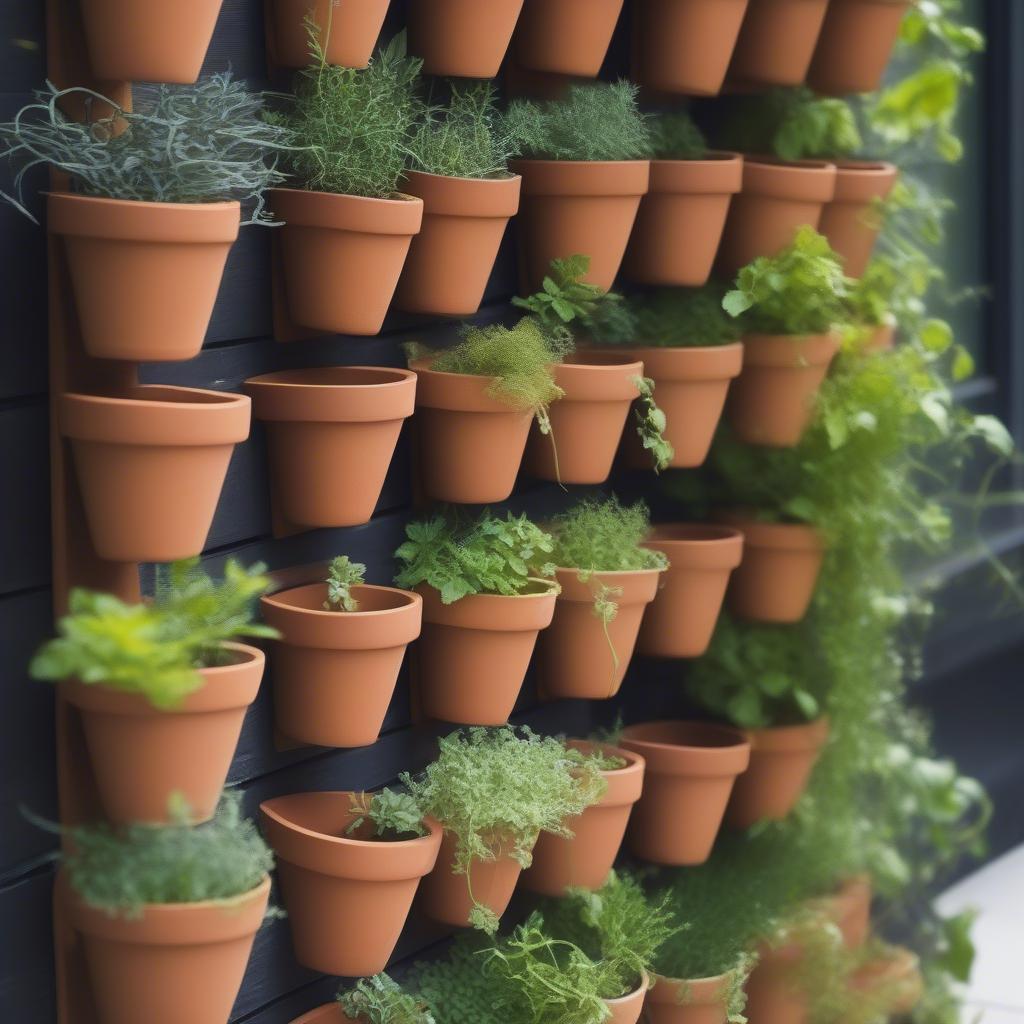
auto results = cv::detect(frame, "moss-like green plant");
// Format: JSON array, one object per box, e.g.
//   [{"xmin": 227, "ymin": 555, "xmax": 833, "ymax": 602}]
[
  {"xmin": 338, "ymin": 974, "xmax": 435, "ymax": 1024},
  {"xmin": 647, "ymin": 111, "xmax": 709, "ymax": 160},
  {"xmin": 347, "ymin": 788, "xmax": 428, "ymax": 840},
  {"xmin": 547, "ymin": 497, "xmax": 668, "ymax": 575},
  {"xmin": 640, "ymin": 285, "xmax": 746, "ymax": 348},
  {"xmin": 324, "ymin": 554, "xmax": 366, "ymax": 611},
  {"xmin": 409, "ymin": 934, "xmax": 501, "ymax": 1024}
]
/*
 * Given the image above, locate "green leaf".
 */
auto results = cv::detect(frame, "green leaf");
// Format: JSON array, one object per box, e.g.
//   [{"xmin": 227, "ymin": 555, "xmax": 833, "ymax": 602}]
[{"xmin": 972, "ymin": 414, "xmax": 1014, "ymax": 456}]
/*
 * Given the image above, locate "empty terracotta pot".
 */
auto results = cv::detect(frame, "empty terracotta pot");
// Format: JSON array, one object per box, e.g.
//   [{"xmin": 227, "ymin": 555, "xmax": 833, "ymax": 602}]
[
  {"xmin": 260, "ymin": 792, "xmax": 442, "ymax": 976},
  {"xmin": 407, "ymin": 0, "xmax": 525, "ymax": 77},
  {"xmin": 644, "ymin": 973, "xmax": 735, "ymax": 1024},
  {"xmin": 48, "ymin": 193, "xmax": 239, "ymax": 362},
  {"xmin": 515, "ymin": 0, "xmax": 623, "ymax": 76},
  {"xmin": 525, "ymin": 355, "xmax": 643, "ymax": 483},
  {"xmin": 818, "ymin": 162, "xmax": 898, "ymax": 278},
  {"xmin": 269, "ymin": 0, "xmax": 391, "ymax": 68},
  {"xmin": 522, "ymin": 740, "xmax": 645, "ymax": 895},
  {"xmin": 847, "ymin": 946, "xmax": 923, "ymax": 1017},
  {"xmin": 717, "ymin": 158, "xmax": 837, "ymax": 275},
  {"xmin": 727, "ymin": 331, "xmax": 841, "ymax": 447},
  {"xmin": 624, "ymin": 153, "xmax": 743, "ymax": 286},
  {"xmin": 808, "ymin": 0, "xmax": 912, "ymax": 96},
  {"xmin": 634, "ymin": 0, "xmax": 750, "ymax": 95},
  {"xmin": 621, "ymin": 721, "xmax": 750, "ymax": 865},
  {"xmin": 638, "ymin": 525, "xmax": 745, "ymax": 658},
  {"xmin": 272, "ymin": 188, "xmax": 423, "ymax": 336},
  {"xmin": 260, "ymin": 583, "xmax": 422, "ymax": 747},
  {"xmin": 728, "ymin": 0, "xmax": 831, "ymax": 86},
  {"xmin": 727, "ymin": 717, "xmax": 830, "ymax": 828},
  {"xmin": 79, "ymin": 0, "xmax": 224, "ymax": 82},
  {"xmin": 245, "ymin": 367, "xmax": 416, "ymax": 529},
  {"xmin": 60, "ymin": 385, "xmax": 251, "ymax": 563},
  {"xmin": 67, "ymin": 872, "xmax": 270, "ymax": 1024},
  {"xmin": 411, "ymin": 358, "xmax": 534, "ymax": 504},
  {"xmin": 744, "ymin": 942, "xmax": 808, "ymax": 1024},
  {"xmin": 415, "ymin": 582, "xmax": 557, "ymax": 724},
  {"xmin": 537, "ymin": 567, "xmax": 663, "ymax": 700},
  {"xmin": 814, "ymin": 874, "xmax": 872, "ymax": 949},
  {"xmin": 606, "ymin": 973, "xmax": 650, "ymax": 1024},
  {"xmin": 512, "ymin": 159, "xmax": 651, "ymax": 293}
]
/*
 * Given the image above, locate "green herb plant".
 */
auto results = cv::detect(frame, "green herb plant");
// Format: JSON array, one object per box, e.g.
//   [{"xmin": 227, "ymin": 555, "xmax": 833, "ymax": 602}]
[
  {"xmin": 324, "ymin": 554, "xmax": 367, "ymax": 611},
  {"xmin": 338, "ymin": 974, "xmax": 435, "ymax": 1024},
  {"xmin": 634, "ymin": 376, "xmax": 674, "ymax": 472},
  {"xmin": 347, "ymin": 788, "xmax": 428, "ymax": 840},
  {"xmin": 647, "ymin": 111, "xmax": 709, "ymax": 160}
]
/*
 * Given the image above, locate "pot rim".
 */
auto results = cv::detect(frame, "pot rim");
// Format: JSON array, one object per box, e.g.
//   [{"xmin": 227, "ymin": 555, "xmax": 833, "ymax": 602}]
[
  {"xmin": 262, "ymin": 582, "xmax": 421, "ymax": 621},
  {"xmin": 745, "ymin": 716, "xmax": 831, "ymax": 753},
  {"xmin": 270, "ymin": 186, "xmax": 424, "ymax": 234},
  {"xmin": 605, "ymin": 969, "xmax": 650, "ymax": 1005},
  {"xmin": 620, "ymin": 719, "xmax": 750, "ymax": 755},
  {"xmin": 261, "ymin": 799, "xmax": 443, "ymax": 852},
  {"xmin": 46, "ymin": 190, "xmax": 241, "ymax": 214}
]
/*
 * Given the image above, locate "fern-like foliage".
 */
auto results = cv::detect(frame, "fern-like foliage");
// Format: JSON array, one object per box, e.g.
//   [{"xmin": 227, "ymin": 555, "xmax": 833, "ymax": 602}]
[
  {"xmin": 324, "ymin": 554, "xmax": 366, "ymax": 611},
  {"xmin": 547, "ymin": 497, "xmax": 668, "ymax": 574},
  {"xmin": 647, "ymin": 111, "xmax": 708, "ymax": 160},
  {"xmin": 338, "ymin": 974, "xmax": 435, "ymax": 1024}
]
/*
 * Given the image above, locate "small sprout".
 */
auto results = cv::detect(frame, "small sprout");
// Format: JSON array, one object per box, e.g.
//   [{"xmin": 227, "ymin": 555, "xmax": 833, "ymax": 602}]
[{"xmin": 325, "ymin": 555, "xmax": 366, "ymax": 612}]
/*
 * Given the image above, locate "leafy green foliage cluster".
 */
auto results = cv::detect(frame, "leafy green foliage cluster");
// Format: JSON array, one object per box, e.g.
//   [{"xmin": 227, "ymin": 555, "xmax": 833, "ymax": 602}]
[
  {"xmin": 598, "ymin": 285, "xmax": 743, "ymax": 349},
  {"xmin": 646, "ymin": 111, "xmax": 708, "ymax": 160},
  {"xmin": 324, "ymin": 554, "xmax": 366, "ymax": 611},
  {"xmin": 547, "ymin": 497, "xmax": 668, "ymax": 574},
  {"xmin": 338, "ymin": 974, "xmax": 435, "ymax": 1024},
  {"xmin": 347, "ymin": 788, "xmax": 428, "ymax": 840},
  {"xmin": 633, "ymin": 376, "xmax": 674, "ymax": 473}
]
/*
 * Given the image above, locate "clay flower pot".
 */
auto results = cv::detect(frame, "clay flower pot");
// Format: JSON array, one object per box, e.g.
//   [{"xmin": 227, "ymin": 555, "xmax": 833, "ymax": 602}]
[
  {"xmin": 634, "ymin": 0, "xmax": 750, "ymax": 95},
  {"xmin": 726, "ymin": 717, "xmax": 830, "ymax": 828},
  {"xmin": 847, "ymin": 946, "xmax": 923, "ymax": 1017},
  {"xmin": 512, "ymin": 159, "xmax": 651, "ymax": 293},
  {"xmin": 537, "ymin": 567, "xmax": 663, "ymax": 700},
  {"xmin": 79, "ymin": 0, "xmax": 223, "ymax": 82},
  {"xmin": 395, "ymin": 171, "xmax": 522, "ymax": 316},
  {"xmin": 620, "ymin": 721, "xmax": 750, "ymax": 865},
  {"xmin": 525, "ymin": 355, "xmax": 644, "ymax": 484},
  {"xmin": 717, "ymin": 158, "xmax": 837, "ymax": 275},
  {"xmin": 624, "ymin": 153, "xmax": 743, "ymax": 286},
  {"xmin": 245, "ymin": 367, "xmax": 416, "ymax": 529},
  {"xmin": 268, "ymin": 0, "xmax": 391, "ymax": 68},
  {"xmin": 815, "ymin": 874, "xmax": 872, "ymax": 949},
  {"xmin": 260, "ymin": 792, "xmax": 442, "ymax": 976},
  {"xmin": 272, "ymin": 188, "xmax": 423, "ymax": 336},
  {"xmin": 606, "ymin": 973, "xmax": 650, "ymax": 1024},
  {"xmin": 411, "ymin": 358, "xmax": 534, "ymax": 504},
  {"xmin": 408, "ymin": 0, "xmax": 525, "ymax": 77},
  {"xmin": 638, "ymin": 525, "xmax": 745, "ymax": 658},
  {"xmin": 66, "ymin": 873, "xmax": 270, "ymax": 1024},
  {"xmin": 727, "ymin": 331, "xmax": 841, "ymax": 447},
  {"xmin": 415, "ymin": 582, "xmax": 558, "ymax": 724},
  {"xmin": 808, "ymin": 0, "xmax": 912, "ymax": 96},
  {"xmin": 260, "ymin": 583, "xmax": 422, "ymax": 747},
  {"xmin": 522, "ymin": 741, "xmax": 645, "ymax": 895},
  {"xmin": 515, "ymin": 0, "xmax": 624, "ymax": 76},
  {"xmin": 48, "ymin": 193, "xmax": 239, "ymax": 362},
  {"xmin": 744, "ymin": 942, "xmax": 808, "ymax": 1024},
  {"xmin": 289, "ymin": 1007, "xmax": 343, "ymax": 1024},
  {"xmin": 819, "ymin": 162, "xmax": 898, "ymax": 279},
  {"xmin": 60, "ymin": 385, "xmax": 251, "ymax": 563},
  {"xmin": 644, "ymin": 973, "xmax": 735, "ymax": 1024},
  {"xmin": 863, "ymin": 322, "xmax": 896, "ymax": 352},
  {"xmin": 728, "ymin": 0, "xmax": 831, "ymax": 86},
  {"xmin": 725, "ymin": 519, "xmax": 825, "ymax": 623}
]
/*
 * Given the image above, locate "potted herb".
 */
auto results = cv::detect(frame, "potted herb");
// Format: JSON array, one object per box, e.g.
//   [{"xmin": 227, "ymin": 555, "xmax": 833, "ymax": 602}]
[
  {"xmin": 407, "ymin": 0, "xmax": 525, "ymax": 78},
  {"xmin": 260, "ymin": 788, "xmax": 442, "ymax": 976},
  {"xmin": 846, "ymin": 943, "xmax": 924, "ymax": 1018},
  {"xmin": 259, "ymin": 555, "xmax": 422, "ymax": 747},
  {"xmin": 394, "ymin": 510, "xmax": 559, "ymax": 724},
  {"xmin": 335, "ymin": 974, "xmax": 435, "ymax": 1024},
  {"xmin": 245, "ymin": 365, "xmax": 417, "ymax": 528},
  {"xmin": 728, "ymin": 0, "xmax": 831, "ymax": 87},
  {"xmin": 505, "ymin": 82, "xmax": 651, "ymax": 292},
  {"xmin": 514, "ymin": 0, "xmax": 624, "ymax": 77},
  {"xmin": 0, "ymin": 77, "xmax": 290, "ymax": 362},
  {"xmin": 269, "ymin": 0, "xmax": 392, "ymax": 69},
  {"xmin": 846, "ymin": 257, "xmax": 900, "ymax": 352}
]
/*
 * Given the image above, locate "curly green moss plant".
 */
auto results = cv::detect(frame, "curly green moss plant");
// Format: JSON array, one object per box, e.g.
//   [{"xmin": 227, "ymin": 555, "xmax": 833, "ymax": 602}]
[
  {"xmin": 324, "ymin": 554, "xmax": 366, "ymax": 611},
  {"xmin": 647, "ymin": 111, "xmax": 709, "ymax": 160},
  {"xmin": 608, "ymin": 285, "xmax": 743, "ymax": 349},
  {"xmin": 547, "ymin": 497, "xmax": 668, "ymax": 576},
  {"xmin": 347, "ymin": 788, "xmax": 428, "ymax": 840},
  {"xmin": 409, "ymin": 934, "xmax": 500, "ymax": 1024},
  {"xmin": 338, "ymin": 974, "xmax": 435, "ymax": 1024}
]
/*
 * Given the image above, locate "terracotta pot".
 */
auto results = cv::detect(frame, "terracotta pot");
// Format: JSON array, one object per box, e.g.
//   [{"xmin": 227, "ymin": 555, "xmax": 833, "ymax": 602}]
[
  {"xmin": 724, "ymin": 519, "xmax": 825, "ymax": 623},
  {"xmin": 260, "ymin": 583, "xmax": 422, "ymax": 747},
  {"xmin": 727, "ymin": 331, "xmax": 841, "ymax": 447},
  {"xmin": 606, "ymin": 973, "xmax": 650, "ymax": 1024},
  {"xmin": 644, "ymin": 973, "xmax": 734, "ymax": 1024},
  {"xmin": 726, "ymin": 718, "xmax": 830, "ymax": 828},
  {"xmin": 269, "ymin": 0, "xmax": 391, "ymax": 68},
  {"xmin": 48, "ymin": 193, "xmax": 239, "ymax": 362},
  {"xmin": 863, "ymin": 322, "xmax": 896, "ymax": 352},
  {"xmin": 728, "ymin": 0, "xmax": 831, "ymax": 87},
  {"xmin": 818, "ymin": 162, "xmax": 898, "ymax": 278},
  {"xmin": 515, "ymin": 0, "xmax": 623, "ymax": 76},
  {"xmin": 79, "ymin": 0, "xmax": 223, "ymax": 82},
  {"xmin": 847, "ymin": 946, "xmax": 923, "ymax": 1017},
  {"xmin": 245, "ymin": 367, "xmax": 416, "ymax": 528},
  {"xmin": 537, "ymin": 567, "xmax": 663, "ymax": 700},
  {"xmin": 512, "ymin": 159, "xmax": 651, "ymax": 293},
  {"xmin": 744, "ymin": 943, "xmax": 808, "ymax": 1024},
  {"xmin": 525, "ymin": 355, "xmax": 643, "ymax": 483},
  {"xmin": 272, "ymin": 188, "xmax": 423, "ymax": 336},
  {"xmin": 407, "ymin": 0, "xmax": 525, "ymax": 77},
  {"xmin": 624, "ymin": 153, "xmax": 743, "ymax": 286},
  {"xmin": 60, "ymin": 385, "xmax": 251, "ymax": 563},
  {"xmin": 620, "ymin": 721, "xmax": 750, "ymax": 865},
  {"xmin": 808, "ymin": 0, "xmax": 912, "ymax": 96},
  {"xmin": 412, "ymin": 358, "xmax": 534, "ymax": 503},
  {"xmin": 814, "ymin": 874, "xmax": 872, "ymax": 949},
  {"xmin": 522, "ymin": 741, "xmax": 645, "ymax": 895},
  {"xmin": 67, "ymin": 873, "xmax": 270, "ymax": 1024},
  {"xmin": 634, "ymin": 0, "xmax": 750, "ymax": 95},
  {"xmin": 260, "ymin": 792, "xmax": 442, "ymax": 975},
  {"xmin": 415, "ymin": 582, "xmax": 558, "ymax": 724},
  {"xmin": 717, "ymin": 158, "xmax": 837, "ymax": 275},
  {"xmin": 638, "ymin": 525, "xmax": 745, "ymax": 658},
  {"xmin": 288, "ymin": 1005, "xmax": 345, "ymax": 1024}
]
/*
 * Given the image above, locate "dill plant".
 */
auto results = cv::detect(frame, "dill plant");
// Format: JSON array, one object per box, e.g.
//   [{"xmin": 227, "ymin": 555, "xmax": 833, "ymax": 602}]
[
  {"xmin": 647, "ymin": 111, "xmax": 709, "ymax": 160},
  {"xmin": 324, "ymin": 554, "xmax": 366, "ymax": 611},
  {"xmin": 337, "ymin": 974, "xmax": 435, "ymax": 1024}
]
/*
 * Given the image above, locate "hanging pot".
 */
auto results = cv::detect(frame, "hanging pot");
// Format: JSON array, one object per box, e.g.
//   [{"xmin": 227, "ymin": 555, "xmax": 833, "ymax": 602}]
[
  {"xmin": 744, "ymin": 942, "xmax": 809, "ymax": 1024},
  {"xmin": 260, "ymin": 583, "xmax": 422, "ymax": 747},
  {"xmin": 644, "ymin": 973, "xmax": 736, "ymax": 1024},
  {"xmin": 245, "ymin": 367, "xmax": 416, "ymax": 529},
  {"xmin": 813, "ymin": 874, "xmax": 872, "ymax": 949},
  {"xmin": 605, "ymin": 973, "xmax": 650, "ymax": 1024},
  {"xmin": 268, "ymin": 0, "xmax": 391, "ymax": 68},
  {"xmin": 515, "ymin": 0, "xmax": 624, "ymax": 77},
  {"xmin": 60, "ymin": 385, "xmax": 250, "ymax": 563},
  {"xmin": 407, "ymin": 0, "xmax": 525, "ymax": 77},
  {"xmin": 728, "ymin": 0, "xmax": 831, "ymax": 87},
  {"xmin": 624, "ymin": 153, "xmax": 743, "ymax": 285},
  {"xmin": 260, "ymin": 792, "xmax": 442, "ymax": 976},
  {"xmin": 818, "ymin": 161, "xmax": 898, "ymax": 278},
  {"xmin": 271, "ymin": 188, "xmax": 423, "ymax": 336},
  {"xmin": 48, "ymin": 193, "xmax": 239, "ymax": 362}
]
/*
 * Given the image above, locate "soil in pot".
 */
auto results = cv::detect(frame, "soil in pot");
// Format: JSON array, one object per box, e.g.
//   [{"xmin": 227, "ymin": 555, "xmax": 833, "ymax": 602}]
[
  {"xmin": 605, "ymin": 973, "xmax": 650, "ymax": 1024},
  {"xmin": 620, "ymin": 721, "xmax": 750, "ymax": 865},
  {"xmin": 727, "ymin": 0, "xmax": 831, "ymax": 87},
  {"xmin": 260, "ymin": 583, "xmax": 422, "ymax": 748},
  {"xmin": 818, "ymin": 161, "xmax": 898, "ymax": 279},
  {"xmin": 269, "ymin": 0, "xmax": 391, "ymax": 69},
  {"xmin": 407, "ymin": 0, "xmax": 525, "ymax": 78},
  {"xmin": 644, "ymin": 973, "xmax": 735, "ymax": 1024},
  {"xmin": 260, "ymin": 792, "xmax": 442, "ymax": 976},
  {"xmin": 744, "ymin": 942, "xmax": 809, "ymax": 1024},
  {"xmin": 515, "ymin": 0, "xmax": 624, "ymax": 77}
]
